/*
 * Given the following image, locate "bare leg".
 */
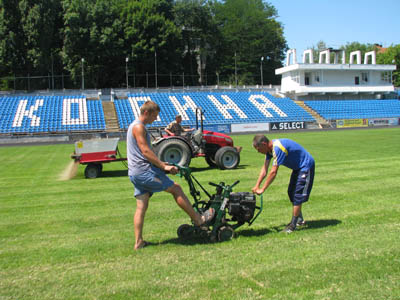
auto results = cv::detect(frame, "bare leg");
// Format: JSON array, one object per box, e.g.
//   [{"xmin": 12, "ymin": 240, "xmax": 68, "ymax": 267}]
[
  {"xmin": 134, "ymin": 193, "xmax": 150, "ymax": 250},
  {"xmin": 165, "ymin": 183, "xmax": 203, "ymax": 226},
  {"xmin": 293, "ymin": 204, "xmax": 302, "ymax": 217}
]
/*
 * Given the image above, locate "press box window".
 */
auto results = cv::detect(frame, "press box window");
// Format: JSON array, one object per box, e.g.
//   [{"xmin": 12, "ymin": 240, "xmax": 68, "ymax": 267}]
[{"xmin": 361, "ymin": 72, "xmax": 369, "ymax": 83}]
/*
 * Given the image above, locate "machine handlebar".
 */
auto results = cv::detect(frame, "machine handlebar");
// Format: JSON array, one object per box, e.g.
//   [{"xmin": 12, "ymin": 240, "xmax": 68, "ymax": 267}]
[
  {"xmin": 209, "ymin": 180, "xmax": 240, "ymax": 189},
  {"xmin": 231, "ymin": 180, "xmax": 240, "ymax": 188}
]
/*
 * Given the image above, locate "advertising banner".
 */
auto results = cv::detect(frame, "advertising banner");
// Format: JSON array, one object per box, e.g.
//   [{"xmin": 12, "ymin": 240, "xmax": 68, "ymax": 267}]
[
  {"xmin": 231, "ymin": 122, "xmax": 269, "ymax": 133},
  {"xmin": 270, "ymin": 121, "xmax": 306, "ymax": 131},
  {"xmin": 336, "ymin": 119, "xmax": 368, "ymax": 128},
  {"xmin": 203, "ymin": 124, "xmax": 231, "ymax": 134},
  {"xmin": 368, "ymin": 118, "xmax": 399, "ymax": 126}
]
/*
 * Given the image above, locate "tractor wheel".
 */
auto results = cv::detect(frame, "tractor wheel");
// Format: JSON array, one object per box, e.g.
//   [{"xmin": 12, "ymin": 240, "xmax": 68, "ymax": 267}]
[
  {"xmin": 217, "ymin": 226, "xmax": 235, "ymax": 242},
  {"xmin": 155, "ymin": 139, "xmax": 192, "ymax": 166},
  {"xmin": 177, "ymin": 224, "xmax": 193, "ymax": 239},
  {"xmin": 85, "ymin": 163, "xmax": 101, "ymax": 179},
  {"xmin": 205, "ymin": 153, "xmax": 217, "ymax": 167},
  {"xmin": 215, "ymin": 146, "xmax": 240, "ymax": 170}
]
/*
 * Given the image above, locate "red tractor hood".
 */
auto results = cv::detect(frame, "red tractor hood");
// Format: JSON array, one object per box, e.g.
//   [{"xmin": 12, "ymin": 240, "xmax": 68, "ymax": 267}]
[{"xmin": 202, "ymin": 130, "xmax": 234, "ymax": 147}]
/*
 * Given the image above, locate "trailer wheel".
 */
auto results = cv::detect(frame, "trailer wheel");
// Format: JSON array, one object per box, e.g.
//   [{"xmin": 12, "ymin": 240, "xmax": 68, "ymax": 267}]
[
  {"xmin": 218, "ymin": 225, "xmax": 235, "ymax": 242},
  {"xmin": 215, "ymin": 146, "xmax": 240, "ymax": 170},
  {"xmin": 155, "ymin": 139, "xmax": 192, "ymax": 166},
  {"xmin": 85, "ymin": 163, "xmax": 101, "ymax": 179}
]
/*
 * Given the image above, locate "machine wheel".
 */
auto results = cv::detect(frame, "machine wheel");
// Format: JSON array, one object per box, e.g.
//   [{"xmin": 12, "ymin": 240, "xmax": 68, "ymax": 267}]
[
  {"xmin": 155, "ymin": 139, "xmax": 192, "ymax": 166},
  {"xmin": 177, "ymin": 224, "xmax": 193, "ymax": 239},
  {"xmin": 84, "ymin": 163, "xmax": 101, "ymax": 179},
  {"xmin": 218, "ymin": 226, "xmax": 235, "ymax": 242},
  {"xmin": 215, "ymin": 146, "xmax": 240, "ymax": 170},
  {"xmin": 205, "ymin": 153, "xmax": 217, "ymax": 167}
]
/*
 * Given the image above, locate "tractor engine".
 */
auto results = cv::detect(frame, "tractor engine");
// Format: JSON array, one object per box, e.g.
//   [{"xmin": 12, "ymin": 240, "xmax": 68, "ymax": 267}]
[{"xmin": 228, "ymin": 192, "xmax": 256, "ymax": 224}]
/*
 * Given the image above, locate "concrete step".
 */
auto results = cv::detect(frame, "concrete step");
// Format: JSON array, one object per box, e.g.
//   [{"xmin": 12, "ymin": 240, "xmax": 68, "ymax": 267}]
[
  {"xmin": 102, "ymin": 101, "xmax": 121, "ymax": 132},
  {"xmin": 294, "ymin": 100, "xmax": 331, "ymax": 127}
]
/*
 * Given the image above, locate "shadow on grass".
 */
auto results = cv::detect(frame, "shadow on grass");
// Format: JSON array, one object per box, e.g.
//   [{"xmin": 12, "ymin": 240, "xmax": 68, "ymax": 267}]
[
  {"xmin": 190, "ymin": 166, "xmax": 216, "ymax": 172},
  {"xmin": 145, "ymin": 220, "xmax": 341, "ymax": 249},
  {"xmin": 303, "ymin": 219, "xmax": 341, "ymax": 229},
  {"xmin": 271, "ymin": 218, "xmax": 342, "ymax": 232},
  {"xmin": 98, "ymin": 170, "xmax": 128, "ymax": 178},
  {"xmin": 236, "ymin": 227, "xmax": 273, "ymax": 237},
  {"xmin": 154, "ymin": 227, "xmax": 272, "ymax": 248},
  {"xmin": 190, "ymin": 164, "xmax": 250, "ymax": 173},
  {"xmin": 159, "ymin": 237, "xmax": 213, "ymax": 246}
]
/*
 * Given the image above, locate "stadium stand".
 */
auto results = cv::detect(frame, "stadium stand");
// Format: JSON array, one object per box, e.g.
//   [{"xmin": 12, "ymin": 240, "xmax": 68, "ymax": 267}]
[
  {"xmin": 0, "ymin": 95, "xmax": 105, "ymax": 134},
  {"xmin": 114, "ymin": 91, "xmax": 315, "ymax": 129},
  {"xmin": 2, "ymin": 91, "xmax": 399, "ymax": 136},
  {"xmin": 304, "ymin": 99, "xmax": 400, "ymax": 120}
]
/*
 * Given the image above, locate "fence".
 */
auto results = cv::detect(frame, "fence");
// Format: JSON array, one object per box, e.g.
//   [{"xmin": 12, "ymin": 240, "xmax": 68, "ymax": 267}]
[{"xmin": 1, "ymin": 71, "xmax": 274, "ymax": 91}]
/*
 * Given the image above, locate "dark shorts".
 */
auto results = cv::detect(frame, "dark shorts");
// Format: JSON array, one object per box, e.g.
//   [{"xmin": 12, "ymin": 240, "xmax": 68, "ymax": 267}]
[
  {"xmin": 129, "ymin": 166, "xmax": 174, "ymax": 197},
  {"xmin": 287, "ymin": 164, "xmax": 315, "ymax": 206}
]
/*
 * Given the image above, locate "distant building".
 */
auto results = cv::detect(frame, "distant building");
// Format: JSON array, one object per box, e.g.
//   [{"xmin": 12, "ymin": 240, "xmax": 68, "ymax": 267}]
[{"xmin": 275, "ymin": 48, "xmax": 397, "ymax": 100}]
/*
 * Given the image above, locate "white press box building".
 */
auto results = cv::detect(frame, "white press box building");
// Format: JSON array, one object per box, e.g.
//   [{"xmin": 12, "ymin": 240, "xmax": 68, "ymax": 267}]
[{"xmin": 275, "ymin": 48, "xmax": 397, "ymax": 100}]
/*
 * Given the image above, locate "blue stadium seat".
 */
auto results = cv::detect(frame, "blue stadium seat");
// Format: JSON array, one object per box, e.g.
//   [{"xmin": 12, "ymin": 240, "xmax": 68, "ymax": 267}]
[
  {"xmin": 0, "ymin": 95, "xmax": 106, "ymax": 134},
  {"xmin": 114, "ymin": 91, "xmax": 315, "ymax": 130},
  {"xmin": 304, "ymin": 99, "xmax": 400, "ymax": 120}
]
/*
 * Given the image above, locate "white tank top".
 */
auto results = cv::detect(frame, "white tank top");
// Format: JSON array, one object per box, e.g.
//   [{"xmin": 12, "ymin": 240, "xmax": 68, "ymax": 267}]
[{"xmin": 127, "ymin": 119, "xmax": 153, "ymax": 176}]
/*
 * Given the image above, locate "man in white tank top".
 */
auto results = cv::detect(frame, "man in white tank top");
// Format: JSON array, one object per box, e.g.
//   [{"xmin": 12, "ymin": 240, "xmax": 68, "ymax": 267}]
[{"xmin": 128, "ymin": 101, "xmax": 214, "ymax": 250}]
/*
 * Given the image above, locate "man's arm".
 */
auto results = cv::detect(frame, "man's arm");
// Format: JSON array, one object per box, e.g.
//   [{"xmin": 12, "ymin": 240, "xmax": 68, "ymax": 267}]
[
  {"xmin": 256, "ymin": 164, "xmax": 279, "ymax": 195},
  {"xmin": 165, "ymin": 122, "xmax": 175, "ymax": 136},
  {"xmin": 165, "ymin": 128, "xmax": 175, "ymax": 136},
  {"xmin": 133, "ymin": 123, "xmax": 177, "ymax": 174},
  {"xmin": 252, "ymin": 159, "xmax": 270, "ymax": 193}
]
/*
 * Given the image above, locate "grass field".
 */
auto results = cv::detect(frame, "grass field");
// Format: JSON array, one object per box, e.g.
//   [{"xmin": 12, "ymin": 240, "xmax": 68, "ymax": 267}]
[{"xmin": 1, "ymin": 128, "xmax": 399, "ymax": 300}]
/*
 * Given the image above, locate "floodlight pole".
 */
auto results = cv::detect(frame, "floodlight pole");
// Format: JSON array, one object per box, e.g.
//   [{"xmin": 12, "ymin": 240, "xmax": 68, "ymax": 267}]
[
  {"xmin": 234, "ymin": 52, "xmax": 237, "ymax": 87},
  {"xmin": 81, "ymin": 58, "xmax": 85, "ymax": 90},
  {"xmin": 125, "ymin": 57, "xmax": 129, "ymax": 88},
  {"xmin": 155, "ymin": 50, "xmax": 158, "ymax": 88},
  {"xmin": 51, "ymin": 53, "xmax": 54, "ymax": 89},
  {"xmin": 260, "ymin": 56, "xmax": 264, "ymax": 88}
]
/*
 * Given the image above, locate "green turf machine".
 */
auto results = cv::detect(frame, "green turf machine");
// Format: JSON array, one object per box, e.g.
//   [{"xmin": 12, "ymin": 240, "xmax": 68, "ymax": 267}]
[{"xmin": 174, "ymin": 164, "xmax": 263, "ymax": 242}]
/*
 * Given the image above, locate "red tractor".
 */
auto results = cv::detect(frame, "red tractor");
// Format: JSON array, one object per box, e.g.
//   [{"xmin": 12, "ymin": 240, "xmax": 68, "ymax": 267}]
[{"xmin": 151, "ymin": 108, "xmax": 241, "ymax": 169}]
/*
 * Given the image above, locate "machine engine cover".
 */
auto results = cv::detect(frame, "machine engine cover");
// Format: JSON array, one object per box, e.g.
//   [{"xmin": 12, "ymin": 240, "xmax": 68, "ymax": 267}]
[{"xmin": 228, "ymin": 192, "xmax": 256, "ymax": 223}]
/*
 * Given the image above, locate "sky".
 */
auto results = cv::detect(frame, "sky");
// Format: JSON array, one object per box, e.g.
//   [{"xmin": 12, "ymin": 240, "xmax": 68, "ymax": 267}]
[{"xmin": 267, "ymin": 0, "xmax": 400, "ymax": 61}]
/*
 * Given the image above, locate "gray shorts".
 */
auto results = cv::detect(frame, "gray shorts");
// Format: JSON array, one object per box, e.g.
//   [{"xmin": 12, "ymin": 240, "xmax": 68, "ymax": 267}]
[{"xmin": 129, "ymin": 166, "xmax": 174, "ymax": 197}]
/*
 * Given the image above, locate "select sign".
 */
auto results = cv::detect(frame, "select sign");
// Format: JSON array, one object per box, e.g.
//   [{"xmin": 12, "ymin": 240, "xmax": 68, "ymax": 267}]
[{"xmin": 271, "ymin": 122, "xmax": 305, "ymax": 130}]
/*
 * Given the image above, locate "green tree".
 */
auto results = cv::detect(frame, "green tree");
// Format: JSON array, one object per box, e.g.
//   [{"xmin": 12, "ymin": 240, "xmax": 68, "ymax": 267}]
[
  {"xmin": 341, "ymin": 42, "xmax": 376, "ymax": 63},
  {"xmin": 121, "ymin": 0, "xmax": 181, "ymax": 87},
  {"xmin": 306, "ymin": 40, "xmax": 327, "ymax": 63},
  {"xmin": 62, "ymin": 0, "xmax": 125, "ymax": 88},
  {"xmin": 0, "ymin": 0, "xmax": 63, "ymax": 89},
  {"xmin": 173, "ymin": 0, "xmax": 221, "ymax": 85},
  {"xmin": 376, "ymin": 44, "xmax": 400, "ymax": 87},
  {"xmin": 0, "ymin": 0, "xmax": 25, "ymax": 77},
  {"xmin": 20, "ymin": 0, "xmax": 63, "ymax": 75},
  {"xmin": 213, "ymin": 0, "xmax": 287, "ymax": 85}
]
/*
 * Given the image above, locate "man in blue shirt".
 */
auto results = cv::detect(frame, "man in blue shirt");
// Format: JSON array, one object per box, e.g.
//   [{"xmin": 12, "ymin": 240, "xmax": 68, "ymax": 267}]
[{"xmin": 252, "ymin": 134, "xmax": 315, "ymax": 233}]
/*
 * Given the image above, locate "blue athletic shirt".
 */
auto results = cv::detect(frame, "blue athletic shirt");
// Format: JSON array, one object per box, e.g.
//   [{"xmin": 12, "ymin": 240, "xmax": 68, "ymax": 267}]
[{"xmin": 266, "ymin": 138, "xmax": 314, "ymax": 171}]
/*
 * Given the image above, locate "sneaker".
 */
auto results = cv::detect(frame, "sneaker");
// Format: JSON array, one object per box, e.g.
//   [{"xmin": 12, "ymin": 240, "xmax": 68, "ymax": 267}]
[
  {"xmin": 296, "ymin": 220, "xmax": 306, "ymax": 226},
  {"xmin": 200, "ymin": 208, "xmax": 215, "ymax": 225},
  {"xmin": 283, "ymin": 223, "xmax": 296, "ymax": 233}
]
